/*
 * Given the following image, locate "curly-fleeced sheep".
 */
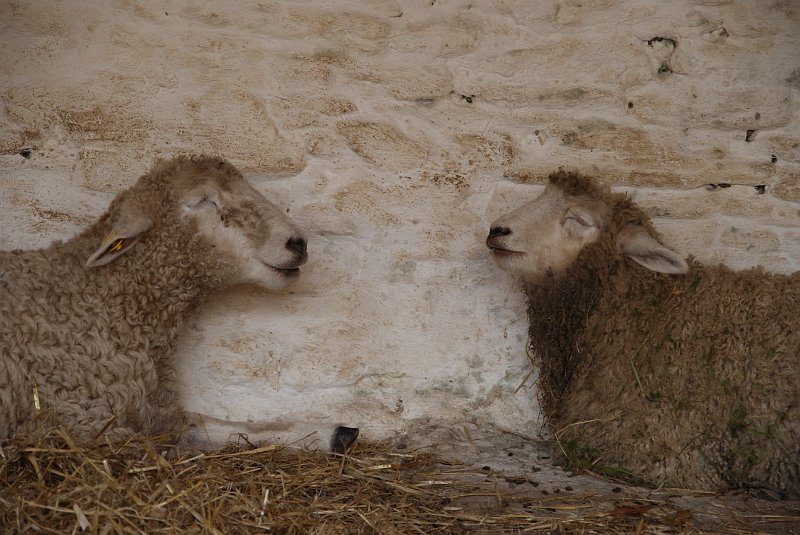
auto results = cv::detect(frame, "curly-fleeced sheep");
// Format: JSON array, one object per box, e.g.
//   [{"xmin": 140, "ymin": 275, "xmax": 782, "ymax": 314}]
[
  {"xmin": 0, "ymin": 155, "xmax": 358, "ymax": 453},
  {"xmin": 486, "ymin": 170, "xmax": 799, "ymax": 497}
]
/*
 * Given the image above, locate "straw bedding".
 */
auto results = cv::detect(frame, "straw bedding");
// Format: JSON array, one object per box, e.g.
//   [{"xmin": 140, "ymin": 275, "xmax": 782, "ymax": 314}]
[{"xmin": 2, "ymin": 429, "xmax": 799, "ymax": 534}]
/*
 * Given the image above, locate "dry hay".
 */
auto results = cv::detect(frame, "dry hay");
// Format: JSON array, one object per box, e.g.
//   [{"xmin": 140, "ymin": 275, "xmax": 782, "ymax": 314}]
[{"xmin": 1, "ymin": 429, "xmax": 798, "ymax": 534}]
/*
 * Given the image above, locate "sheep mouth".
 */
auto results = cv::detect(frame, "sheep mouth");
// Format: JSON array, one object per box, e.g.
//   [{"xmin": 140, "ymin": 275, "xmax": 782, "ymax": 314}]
[
  {"xmin": 488, "ymin": 246, "xmax": 524, "ymax": 257},
  {"xmin": 262, "ymin": 261, "xmax": 301, "ymax": 276}
]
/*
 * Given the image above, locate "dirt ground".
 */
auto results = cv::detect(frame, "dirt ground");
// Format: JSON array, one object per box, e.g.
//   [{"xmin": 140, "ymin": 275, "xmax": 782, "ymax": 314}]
[{"xmin": 400, "ymin": 424, "xmax": 800, "ymax": 534}]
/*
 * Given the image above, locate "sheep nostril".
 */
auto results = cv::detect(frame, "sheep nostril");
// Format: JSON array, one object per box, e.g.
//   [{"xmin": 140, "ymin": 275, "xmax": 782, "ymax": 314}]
[
  {"xmin": 286, "ymin": 236, "xmax": 307, "ymax": 256},
  {"xmin": 488, "ymin": 226, "xmax": 511, "ymax": 239}
]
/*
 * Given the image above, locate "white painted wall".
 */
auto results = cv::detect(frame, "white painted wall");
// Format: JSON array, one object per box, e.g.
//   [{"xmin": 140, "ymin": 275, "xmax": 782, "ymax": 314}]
[{"xmin": 1, "ymin": 0, "xmax": 798, "ymax": 446}]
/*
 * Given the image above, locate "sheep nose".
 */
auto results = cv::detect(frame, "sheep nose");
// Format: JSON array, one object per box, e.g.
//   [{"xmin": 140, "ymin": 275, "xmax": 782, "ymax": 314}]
[
  {"xmin": 488, "ymin": 226, "xmax": 511, "ymax": 239},
  {"xmin": 286, "ymin": 236, "xmax": 307, "ymax": 257}
]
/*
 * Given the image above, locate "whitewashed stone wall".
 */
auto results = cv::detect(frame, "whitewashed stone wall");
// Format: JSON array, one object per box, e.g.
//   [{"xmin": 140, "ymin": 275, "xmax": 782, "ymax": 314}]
[{"xmin": 1, "ymin": 0, "xmax": 798, "ymax": 445}]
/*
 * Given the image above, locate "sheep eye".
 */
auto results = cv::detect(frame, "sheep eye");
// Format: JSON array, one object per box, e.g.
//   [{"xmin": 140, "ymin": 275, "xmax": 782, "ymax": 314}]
[
  {"xmin": 188, "ymin": 198, "xmax": 220, "ymax": 211},
  {"xmin": 566, "ymin": 214, "xmax": 590, "ymax": 227}
]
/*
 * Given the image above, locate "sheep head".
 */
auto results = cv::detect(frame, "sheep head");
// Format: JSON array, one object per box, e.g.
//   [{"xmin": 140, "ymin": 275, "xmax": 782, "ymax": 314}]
[
  {"xmin": 486, "ymin": 170, "xmax": 687, "ymax": 281},
  {"xmin": 86, "ymin": 156, "xmax": 307, "ymax": 291}
]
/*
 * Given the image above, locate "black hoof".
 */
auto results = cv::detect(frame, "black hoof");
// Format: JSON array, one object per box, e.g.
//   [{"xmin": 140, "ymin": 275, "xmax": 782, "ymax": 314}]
[{"xmin": 330, "ymin": 426, "xmax": 359, "ymax": 454}]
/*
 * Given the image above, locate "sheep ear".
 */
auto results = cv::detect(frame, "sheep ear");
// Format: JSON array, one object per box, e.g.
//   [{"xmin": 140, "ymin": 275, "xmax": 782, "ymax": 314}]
[
  {"xmin": 86, "ymin": 211, "xmax": 152, "ymax": 268},
  {"xmin": 618, "ymin": 224, "xmax": 688, "ymax": 274}
]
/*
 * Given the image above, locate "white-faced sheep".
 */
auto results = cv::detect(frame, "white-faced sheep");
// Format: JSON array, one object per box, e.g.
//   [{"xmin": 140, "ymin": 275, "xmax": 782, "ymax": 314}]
[
  {"xmin": 486, "ymin": 170, "xmax": 799, "ymax": 497},
  {"xmin": 0, "ymin": 155, "xmax": 358, "ymax": 453}
]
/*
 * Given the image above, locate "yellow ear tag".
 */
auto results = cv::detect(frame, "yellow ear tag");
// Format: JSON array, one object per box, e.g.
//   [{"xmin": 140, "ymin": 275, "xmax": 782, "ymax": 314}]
[{"xmin": 108, "ymin": 239, "xmax": 125, "ymax": 253}]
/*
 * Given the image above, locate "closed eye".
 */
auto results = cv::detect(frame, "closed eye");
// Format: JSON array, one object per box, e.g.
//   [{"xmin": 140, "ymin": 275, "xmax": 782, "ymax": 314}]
[
  {"xmin": 565, "ymin": 214, "xmax": 590, "ymax": 227},
  {"xmin": 187, "ymin": 197, "xmax": 220, "ymax": 210}
]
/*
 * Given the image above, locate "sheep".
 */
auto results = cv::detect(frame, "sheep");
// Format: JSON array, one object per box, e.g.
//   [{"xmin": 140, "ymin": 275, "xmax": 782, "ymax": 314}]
[
  {"xmin": 486, "ymin": 170, "xmax": 800, "ymax": 497},
  {"xmin": 0, "ymin": 155, "xmax": 358, "ymax": 453}
]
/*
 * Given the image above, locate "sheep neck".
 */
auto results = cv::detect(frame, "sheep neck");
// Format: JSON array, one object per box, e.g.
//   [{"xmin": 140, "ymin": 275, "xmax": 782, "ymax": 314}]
[
  {"xmin": 523, "ymin": 241, "xmax": 616, "ymax": 420},
  {"xmin": 62, "ymin": 223, "xmax": 232, "ymax": 364}
]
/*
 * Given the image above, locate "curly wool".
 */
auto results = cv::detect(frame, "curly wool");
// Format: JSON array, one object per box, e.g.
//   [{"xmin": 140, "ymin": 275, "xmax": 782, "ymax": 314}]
[
  {"xmin": 0, "ymin": 156, "xmax": 239, "ymax": 443},
  {"xmin": 527, "ymin": 172, "xmax": 800, "ymax": 496}
]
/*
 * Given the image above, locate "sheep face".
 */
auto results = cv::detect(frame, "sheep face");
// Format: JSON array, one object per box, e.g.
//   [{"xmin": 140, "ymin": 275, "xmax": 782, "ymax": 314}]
[
  {"xmin": 180, "ymin": 176, "xmax": 307, "ymax": 290},
  {"xmin": 486, "ymin": 174, "xmax": 688, "ymax": 280},
  {"xmin": 87, "ymin": 158, "xmax": 308, "ymax": 290},
  {"xmin": 486, "ymin": 184, "xmax": 607, "ymax": 281}
]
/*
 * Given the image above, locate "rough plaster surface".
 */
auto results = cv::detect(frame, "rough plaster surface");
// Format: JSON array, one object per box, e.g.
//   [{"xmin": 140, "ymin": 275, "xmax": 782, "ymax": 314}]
[{"xmin": 1, "ymin": 0, "xmax": 798, "ymax": 449}]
